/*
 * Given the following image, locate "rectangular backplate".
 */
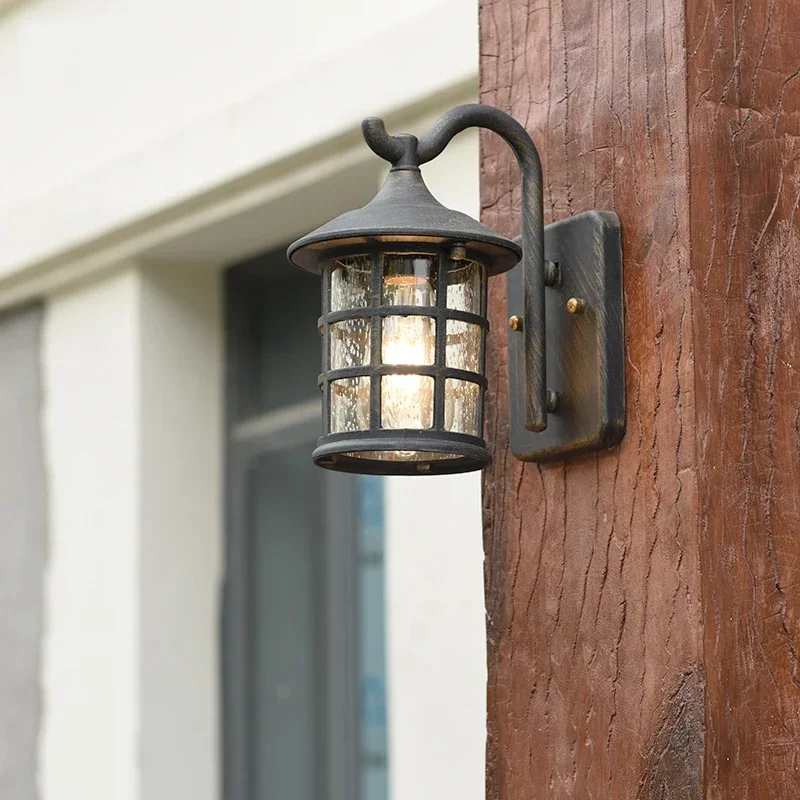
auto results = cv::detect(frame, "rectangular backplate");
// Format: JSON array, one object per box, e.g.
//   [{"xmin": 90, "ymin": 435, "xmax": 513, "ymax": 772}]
[{"xmin": 506, "ymin": 210, "xmax": 625, "ymax": 462}]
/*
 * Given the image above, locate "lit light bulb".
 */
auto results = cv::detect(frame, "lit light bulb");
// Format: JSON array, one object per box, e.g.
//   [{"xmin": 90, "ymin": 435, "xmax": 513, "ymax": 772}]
[
  {"xmin": 382, "ymin": 314, "xmax": 434, "ymax": 365},
  {"xmin": 381, "ymin": 274, "xmax": 436, "ymax": 433}
]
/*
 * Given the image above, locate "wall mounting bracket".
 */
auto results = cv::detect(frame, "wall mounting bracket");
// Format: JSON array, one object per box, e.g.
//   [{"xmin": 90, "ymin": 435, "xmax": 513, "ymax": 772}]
[{"xmin": 506, "ymin": 210, "xmax": 625, "ymax": 462}]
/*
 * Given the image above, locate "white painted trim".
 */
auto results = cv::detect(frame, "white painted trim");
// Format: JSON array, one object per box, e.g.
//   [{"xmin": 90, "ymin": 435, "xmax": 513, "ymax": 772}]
[
  {"xmin": 40, "ymin": 270, "xmax": 142, "ymax": 800},
  {"xmin": 139, "ymin": 264, "xmax": 223, "ymax": 800},
  {"xmin": 40, "ymin": 264, "xmax": 223, "ymax": 800},
  {"xmin": 0, "ymin": 78, "xmax": 476, "ymax": 312},
  {"xmin": 0, "ymin": 144, "xmax": 372, "ymax": 309}
]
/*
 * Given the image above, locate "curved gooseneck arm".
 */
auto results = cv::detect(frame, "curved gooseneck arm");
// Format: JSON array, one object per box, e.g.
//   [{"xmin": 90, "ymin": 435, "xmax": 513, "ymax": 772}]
[{"xmin": 362, "ymin": 104, "xmax": 548, "ymax": 432}]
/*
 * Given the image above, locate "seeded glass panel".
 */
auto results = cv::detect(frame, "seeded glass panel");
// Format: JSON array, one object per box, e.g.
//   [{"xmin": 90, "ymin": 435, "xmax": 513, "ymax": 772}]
[
  {"xmin": 446, "ymin": 259, "xmax": 484, "ymax": 313},
  {"xmin": 445, "ymin": 320, "xmax": 482, "ymax": 373},
  {"xmin": 331, "ymin": 377, "xmax": 371, "ymax": 433},
  {"xmin": 331, "ymin": 256, "xmax": 372, "ymax": 312},
  {"xmin": 382, "ymin": 255, "xmax": 436, "ymax": 307},
  {"xmin": 381, "ymin": 375, "xmax": 434, "ymax": 430},
  {"xmin": 331, "ymin": 319, "xmax": 371, "ymax": 369},
  {"xmin": 445, "ymin": 379, "xmax": 481, "ymax": 436},
  {"xmin": 382, "ymin": 316, "xmax": 435, "ymax": 366}
]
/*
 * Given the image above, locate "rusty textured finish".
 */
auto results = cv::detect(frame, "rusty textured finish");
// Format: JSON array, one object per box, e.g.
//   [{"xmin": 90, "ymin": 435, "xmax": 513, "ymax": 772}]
[
  {"xmin": 480, "ymin": 0, "xmax": 702, "ymax": 796},
  {"xmin": 506, "ymin": 212, "xmax": 625, "ymax": 462},
  {"xmin": 687, "ymin": 0, "xmax": 800, "ymax": 795}
]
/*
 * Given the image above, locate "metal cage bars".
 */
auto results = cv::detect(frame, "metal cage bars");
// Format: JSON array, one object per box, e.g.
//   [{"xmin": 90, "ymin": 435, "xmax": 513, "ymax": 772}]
[{"xmin": 314, "ymin": 246, "xmax": 490, "ymax": 469}]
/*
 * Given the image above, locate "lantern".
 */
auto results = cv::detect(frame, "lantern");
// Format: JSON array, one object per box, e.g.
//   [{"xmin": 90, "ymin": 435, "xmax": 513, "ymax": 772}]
[
  {"xmin": 288, "ymin": 105, "xmax": 626, "ymax": 473},
  {"xmin": 288, "ymin": 148, "xmax": 520, "ymax": 474}
]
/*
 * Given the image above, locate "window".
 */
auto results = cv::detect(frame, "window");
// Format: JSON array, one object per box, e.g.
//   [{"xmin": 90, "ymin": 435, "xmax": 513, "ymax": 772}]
[{"xmin": 223, "ymin": 248, "xmax": 388, "ymax": 800}]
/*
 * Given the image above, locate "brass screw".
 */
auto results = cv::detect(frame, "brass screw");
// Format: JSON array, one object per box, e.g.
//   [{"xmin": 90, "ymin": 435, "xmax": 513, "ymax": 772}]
[
  {"xmin": 417, "ymin": 463, "xmax": 431, "ymax": 473},
  {"xmin": 508, "ymin": 315, "xmax": 523, "ymax": 331},
  {"xmin": 566, "ymin": 297, "xmax": 587, "ymax": 314}
]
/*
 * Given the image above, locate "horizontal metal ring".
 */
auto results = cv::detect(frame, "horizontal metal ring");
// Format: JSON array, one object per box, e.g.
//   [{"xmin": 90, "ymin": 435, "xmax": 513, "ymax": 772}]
[
  {"xmin": 319, "ymin": 365, "xmax": 487, "ymax": 387},
  {"xmin": 313, "ymin": 429, "xmax": 490, "ymax": 476},
  {"xmin": 320, "ymin": 306, "xmax": 488, "ymax": 329}
]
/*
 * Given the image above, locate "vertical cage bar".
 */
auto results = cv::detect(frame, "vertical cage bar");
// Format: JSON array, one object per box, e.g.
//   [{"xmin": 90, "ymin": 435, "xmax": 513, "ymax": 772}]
[
  {"xmin": 322, "ymin": 261, "xmax": 332, "ymax": 434},
  {"xmin": 478, "ymin": 262, "xmax": 489, "ymax": 432},
  {"xmin": 433, "ymin": 249, "xmax": 447, "ymax": 430},
  {"xmin": 369, "ymin": 252, "xmax": 382, "ymax": 429}
]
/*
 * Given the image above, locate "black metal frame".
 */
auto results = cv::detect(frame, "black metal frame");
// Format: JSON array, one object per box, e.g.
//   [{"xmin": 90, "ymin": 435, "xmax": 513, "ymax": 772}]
[
  {"xmin": 289, "ymin": 103, "xmax": 626, "ymax": 473},
  {"xmin": 507, "ymin": 211, "xmax": 625, "ymax": 461},
  {"xmin": 314, "ymin": 244, "xmax": 490, "ymax": 475}
]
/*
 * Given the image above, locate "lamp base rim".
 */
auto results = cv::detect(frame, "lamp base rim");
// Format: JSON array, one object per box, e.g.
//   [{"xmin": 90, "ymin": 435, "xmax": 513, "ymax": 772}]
[{"xmin": 312, "ymin": 432, "xmax": 491, "ymax": 475}]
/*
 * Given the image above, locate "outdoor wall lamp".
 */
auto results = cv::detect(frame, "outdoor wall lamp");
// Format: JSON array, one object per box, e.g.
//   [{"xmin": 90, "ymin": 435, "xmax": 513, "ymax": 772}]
[{"xmin": 288, "ymin": 104, "xmax": 625, "ymax": 475}]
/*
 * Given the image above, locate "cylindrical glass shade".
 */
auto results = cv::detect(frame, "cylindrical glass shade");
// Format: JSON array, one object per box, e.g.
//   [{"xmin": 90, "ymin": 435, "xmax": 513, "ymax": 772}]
[{"xmin": 315, "ymin": 247, "xmax": 489, "ymax": 475}]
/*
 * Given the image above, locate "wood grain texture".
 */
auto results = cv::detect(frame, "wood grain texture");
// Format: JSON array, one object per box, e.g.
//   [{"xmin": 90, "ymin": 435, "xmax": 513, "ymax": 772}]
[
  {"xmin": 480, "ymin": 0, "xmax": 800, "ymax": 796},
  {"xmin": 480, "ymin": 0, "xmax": 702, "ymax": 796},
  {"xmin": 687, "ymin": 0, "xmax": 800, "ymax": 795}
]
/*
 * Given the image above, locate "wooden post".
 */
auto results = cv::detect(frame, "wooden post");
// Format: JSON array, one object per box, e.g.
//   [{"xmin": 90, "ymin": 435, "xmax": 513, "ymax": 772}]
[{"xmin": 480, "ymin": 0, "xmax": 800, "ymax": 796}]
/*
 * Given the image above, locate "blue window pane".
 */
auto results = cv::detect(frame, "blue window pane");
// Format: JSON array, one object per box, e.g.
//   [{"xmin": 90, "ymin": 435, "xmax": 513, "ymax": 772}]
[{"xmin": 357, "ymin": 475, "xmax": 388, "ymax": 800}]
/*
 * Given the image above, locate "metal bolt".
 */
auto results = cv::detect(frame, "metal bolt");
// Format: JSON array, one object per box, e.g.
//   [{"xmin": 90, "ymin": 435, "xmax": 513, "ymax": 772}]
[
  {"xmin": 508, "ymin": 315, "xmax": 523, "ymax": 331},
  {"xmin": 544, "ymin": 261, "xmax": 561, "ymax": 287},
  {"xmin": 566, "ymin": 297, "xmax": 587, "ymax": 314},
  {"xmin": 449, "ymin": 243, "xmax": 467, "ymax": 261},
  {"xmin": 547, "ymin": 390, "xmax": 559, "ymax": 413},
  {"xmin": 417, "ymin": 463, "xmax": 431, "ymax": 473}
]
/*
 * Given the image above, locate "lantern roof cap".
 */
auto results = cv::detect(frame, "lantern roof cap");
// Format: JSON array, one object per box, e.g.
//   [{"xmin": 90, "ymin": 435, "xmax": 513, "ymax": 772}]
[{"xmin": 287, "ymin": 167, "xmax": 521, "ymax": 274}]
